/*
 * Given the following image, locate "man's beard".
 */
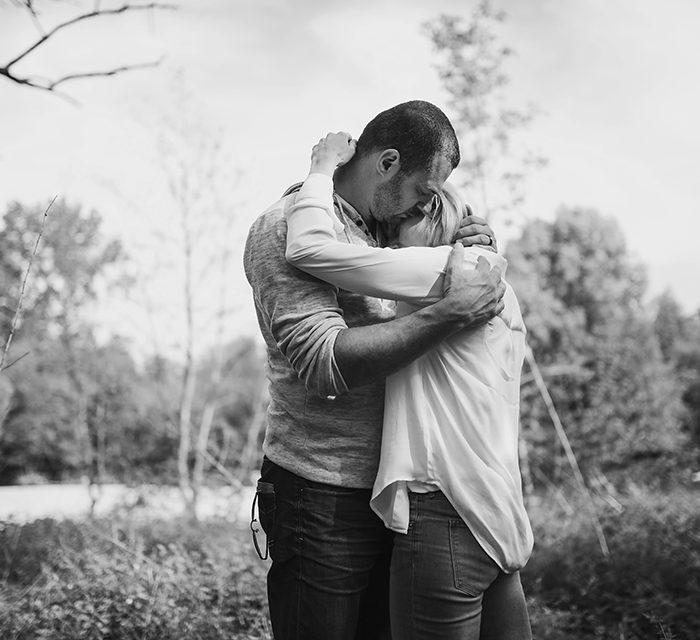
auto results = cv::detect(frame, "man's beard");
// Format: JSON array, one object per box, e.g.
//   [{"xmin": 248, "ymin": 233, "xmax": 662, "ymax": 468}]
[{"xmin": 371, "ymin": 173, "xmax": 407, "ymax": 223}]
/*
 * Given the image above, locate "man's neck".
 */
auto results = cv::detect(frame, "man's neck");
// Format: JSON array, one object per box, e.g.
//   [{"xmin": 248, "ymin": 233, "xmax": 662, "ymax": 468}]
[{"xmin": 333, "ymin": 166, "xmax": 375, "ymax": 233}]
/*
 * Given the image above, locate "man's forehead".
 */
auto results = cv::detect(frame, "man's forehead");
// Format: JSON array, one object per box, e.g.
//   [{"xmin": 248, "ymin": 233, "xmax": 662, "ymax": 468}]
[{"xmin": 419, "ymin": 154, "xmax": 453, "ymax": 189}]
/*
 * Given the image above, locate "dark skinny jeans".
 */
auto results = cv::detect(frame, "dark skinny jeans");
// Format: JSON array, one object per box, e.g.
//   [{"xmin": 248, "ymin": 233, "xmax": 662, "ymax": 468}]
[
  {"xmin": 390, "ymin": 490, "xmax": 532, "ymax": 640},
  {"xmin": 255, "ymin": 457, "xmax": 393, "ymax": 640}
]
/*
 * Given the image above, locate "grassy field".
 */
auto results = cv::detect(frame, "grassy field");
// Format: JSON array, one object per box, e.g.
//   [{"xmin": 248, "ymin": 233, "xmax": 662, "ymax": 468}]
[{"xmin": 1, "ymin": 485, "xmax": 698, "ymax": 639}]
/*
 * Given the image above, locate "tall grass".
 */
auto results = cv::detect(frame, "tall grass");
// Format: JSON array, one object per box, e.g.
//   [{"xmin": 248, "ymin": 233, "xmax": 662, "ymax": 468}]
[
  {"xmin": 524, "ymin": 485, "xmax": 700, "ymax": 640},
  {"xmin": 0, "ymin": 516, "xmax": 271, "ymax": 639},
  {"xmin": 1, "ymin": 485, "xmax": 698, "ymax": 639}
]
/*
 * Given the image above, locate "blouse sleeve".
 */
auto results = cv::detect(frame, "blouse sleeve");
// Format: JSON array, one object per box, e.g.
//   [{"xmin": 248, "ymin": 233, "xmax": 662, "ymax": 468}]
[{"xmin": 284, "ymin": 173, "xmax": 451, "ymax": 306}]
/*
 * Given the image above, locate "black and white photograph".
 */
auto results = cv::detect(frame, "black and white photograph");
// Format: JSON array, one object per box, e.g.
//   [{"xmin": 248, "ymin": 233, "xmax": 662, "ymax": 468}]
[{"xmin": 1, "ymin": 1, "xmax": 699, "ymax": 638}]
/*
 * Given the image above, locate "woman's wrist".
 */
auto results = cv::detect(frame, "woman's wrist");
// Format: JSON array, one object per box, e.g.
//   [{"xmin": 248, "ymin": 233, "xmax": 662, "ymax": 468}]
[{"xmin": 309, "ymin": 158, "xmax": 336, "ymax": 176}]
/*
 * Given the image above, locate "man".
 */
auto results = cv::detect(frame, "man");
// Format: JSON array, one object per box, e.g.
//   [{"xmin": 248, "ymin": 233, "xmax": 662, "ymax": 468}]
[{"xmin": 244, "ymin": 100, "xmax": 504, "ymax": 640}]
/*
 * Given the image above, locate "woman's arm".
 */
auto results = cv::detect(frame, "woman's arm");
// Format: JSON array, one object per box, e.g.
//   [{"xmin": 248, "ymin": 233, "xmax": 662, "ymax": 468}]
[{"xmin": 285, "ymin": 134, "xmax": 451, "ymax": 306}]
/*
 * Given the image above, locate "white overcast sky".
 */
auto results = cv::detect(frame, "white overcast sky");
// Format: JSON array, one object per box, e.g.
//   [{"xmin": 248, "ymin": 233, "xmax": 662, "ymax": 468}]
[{"xmin": 1, "ymin": 0, "xmax": 699, "ymax": 356}]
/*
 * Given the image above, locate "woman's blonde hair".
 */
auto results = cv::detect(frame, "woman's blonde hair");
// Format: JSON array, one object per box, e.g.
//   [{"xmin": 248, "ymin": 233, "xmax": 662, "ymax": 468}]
[{"xmin": 410, "ymin": 182, "xmax": 465, "ymax": 247}]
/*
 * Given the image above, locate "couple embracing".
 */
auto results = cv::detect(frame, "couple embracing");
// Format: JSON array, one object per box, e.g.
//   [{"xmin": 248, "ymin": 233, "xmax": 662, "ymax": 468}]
[{"xmin": 244, "ymin": 100, "xmax": 533, "ymax": 640}]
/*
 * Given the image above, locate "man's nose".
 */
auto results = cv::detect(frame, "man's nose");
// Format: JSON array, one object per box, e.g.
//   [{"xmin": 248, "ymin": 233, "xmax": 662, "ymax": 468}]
[{"xmin": 415, "ymin": 194, "xmax": 438, "ymax": 219}]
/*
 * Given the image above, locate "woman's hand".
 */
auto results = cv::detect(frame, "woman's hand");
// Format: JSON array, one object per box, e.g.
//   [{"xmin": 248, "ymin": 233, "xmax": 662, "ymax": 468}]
[
  {"xmin": 453, "ymin": 205, "xmax": 498, "ymax": 252},
  {"xmin": 310, "ymin": 132, "xmax": 357, "ymax": 176}
]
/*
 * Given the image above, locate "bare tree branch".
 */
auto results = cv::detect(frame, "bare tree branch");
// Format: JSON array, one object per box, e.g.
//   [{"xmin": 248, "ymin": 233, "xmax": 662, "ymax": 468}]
[
  {"xmin": 49, "ymin": 56, "xmax": 164, "ymax": 89},
  {"xmin": 0, "ymin": 351, "xmax": 31, "ymax": 372},
  {"xmin": 0, "ymin": 2, "xmax": 176, "ymax": 97},
  {"xmin": 16, "ymin": 0, "xmax": 46, "ymax": 35}
]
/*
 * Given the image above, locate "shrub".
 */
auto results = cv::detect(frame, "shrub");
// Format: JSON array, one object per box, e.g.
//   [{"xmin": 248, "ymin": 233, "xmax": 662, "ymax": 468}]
[
  {"xmin": 523, "ymin": 487, "xmax": 700, "ymax": 640},
  {"xmin": 0, "ymin": 516, "xmax": 271, "ymax": 639}
]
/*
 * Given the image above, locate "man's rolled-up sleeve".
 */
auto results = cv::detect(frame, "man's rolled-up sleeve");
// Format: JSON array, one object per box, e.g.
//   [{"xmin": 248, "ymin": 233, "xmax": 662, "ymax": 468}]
[
  {"xmin": 272, "ymin": 307, "xmax": 348, "ymax": 398},
  {"xmin": 244, "ymin": 211, "xmax": 350, "ymax": 398}
]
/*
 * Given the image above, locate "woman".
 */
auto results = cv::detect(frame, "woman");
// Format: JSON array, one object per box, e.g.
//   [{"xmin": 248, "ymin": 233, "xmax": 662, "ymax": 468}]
[{"xmin": 284, "ymin": 132, "xmax": 533, "ymax": 639}]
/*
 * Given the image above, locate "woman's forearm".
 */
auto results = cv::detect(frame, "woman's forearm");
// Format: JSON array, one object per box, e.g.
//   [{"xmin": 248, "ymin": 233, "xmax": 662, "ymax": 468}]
[
  {"xmin": 334, "ymin": 246, "xmax": 506, "ymax": 387},
  {"xmin": 286, "ymin": 173, "xmax": 450, "ymax": 305}
]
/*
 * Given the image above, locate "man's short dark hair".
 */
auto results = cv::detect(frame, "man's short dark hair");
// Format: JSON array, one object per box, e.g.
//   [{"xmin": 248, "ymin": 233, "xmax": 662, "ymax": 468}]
[{"xmin": 354, "ymin": 100, "xmax": 460, "ymax": 175}]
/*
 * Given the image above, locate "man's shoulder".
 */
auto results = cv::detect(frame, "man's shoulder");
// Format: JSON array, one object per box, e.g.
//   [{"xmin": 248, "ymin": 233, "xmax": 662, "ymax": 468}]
[
  {"xmin": 249, "ymin": 194, "xmax": 290, "ymax": 232},
  {"xmin": 244, "ymin": 189, "xmax": 322, "ymax": 287},
  {"xmin": 245, "ymin": 191, "xmax": 299, "ymax": 252}
]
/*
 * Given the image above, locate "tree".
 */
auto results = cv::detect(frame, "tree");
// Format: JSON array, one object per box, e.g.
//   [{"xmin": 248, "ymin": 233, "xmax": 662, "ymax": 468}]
[
  {"xmin": 0, "ymin": 196, "xmax": 51, "ymax": 449},
  {"xmin": 0, "ymin": 0, "xmax": 175, "ymax": 102},
  {"xmin": 143, "ymin": 83, "xmax": 245, "ymax": 518},
  {"xmin": 0, "ymin": 199, "xmax": 126, "ymax": 487},
  {"xmin": 424, "ymin": 0, "xmax": 545, "ymax": 222},
  {"xmin": 506, "ymin": 207, "xmax": 687, "ymax": 481},
  {"xmin": 186, "ymin": 337, "xmax": 267, "ymax": 485},
  {"xmin": 653, "ymin": 290, "xmax": 694, "ymax": 362},
  {"xmin": 652, "ymin": 292, "xmax": 700, "ymax": 451},
  {"xmin": 0, "ymin": 334, "xmax": 181, "ymax": 485}
]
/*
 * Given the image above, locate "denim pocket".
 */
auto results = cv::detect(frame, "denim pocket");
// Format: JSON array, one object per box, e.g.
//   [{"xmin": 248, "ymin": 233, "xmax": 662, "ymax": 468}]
[
  {"xmin": 449, "ymin": 520, "xmax": 499, "ymax": 597},
  {"xmin": 256, "ymin": 481, "xmax": 276, "ymax": 535},
  {"xmin": 299, "ymin": 484, "xmax": 367, "ymax": 534},
  {"xmin": 251, "ymin": 481, "xmax": 275, "ymax": 560}
]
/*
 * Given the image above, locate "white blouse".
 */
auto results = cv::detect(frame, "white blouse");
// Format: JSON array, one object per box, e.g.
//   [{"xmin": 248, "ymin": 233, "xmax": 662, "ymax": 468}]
[{"xmin": 285, "ymin": 173, "xmax": 533, "ymax": 572}]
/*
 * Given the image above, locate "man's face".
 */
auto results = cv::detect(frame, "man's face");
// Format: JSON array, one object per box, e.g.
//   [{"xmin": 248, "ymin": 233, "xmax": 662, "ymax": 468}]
[{"xmin": 369, "ymin": 153, "xmax": 452, "ymax": 226}]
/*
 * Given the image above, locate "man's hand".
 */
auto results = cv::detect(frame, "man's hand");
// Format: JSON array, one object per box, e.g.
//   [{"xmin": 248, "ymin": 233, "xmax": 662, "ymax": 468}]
[
  {"xmin": 453, "ymin": 205, "xmax": 498, "ymax": 252},
  {"xmin": 439, "ymin": 244, "xmax": 505, "ymax": 329},
  {"xmin": 310, "ymin": 132, "xmax": 357, "ymax": 176}
]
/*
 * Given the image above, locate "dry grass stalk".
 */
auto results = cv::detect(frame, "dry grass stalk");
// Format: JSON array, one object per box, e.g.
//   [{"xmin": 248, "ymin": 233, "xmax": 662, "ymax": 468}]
[{"xmin": 0, "ymin": 195, "xmax": 56, "ymax": 375}]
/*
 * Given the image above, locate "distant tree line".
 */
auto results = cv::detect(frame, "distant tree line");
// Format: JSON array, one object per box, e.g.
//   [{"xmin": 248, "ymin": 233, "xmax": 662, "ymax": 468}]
[
  {"xmin": 424, "ymin": 0, "xmax": 700, "ymax": 490},
  {"xmin": 505, "ymin": 206, "xmax": 700, "ymax": 490},
  {"xmin": 1, "ymin": 198, "xmax": 697, "ymax": 490},
  {"xmin": 0, "ymin": 199, "xmax": 265, "ymax": 487},
  {"xmin": 1, "ymin": 0, "xmax": 697, "ymax": 494}
]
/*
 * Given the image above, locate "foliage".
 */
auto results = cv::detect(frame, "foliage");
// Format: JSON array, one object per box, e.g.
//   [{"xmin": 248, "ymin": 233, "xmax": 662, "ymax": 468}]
[
  {"xmin": 0, "ymin": 516, "xmax": 271, "ymax": 639},
  {"xmin": 0, "ymin": 199, "xmax": 132, "ymax": 484},
  {"xmin": 0, "ymin": 197, "xmax": 266, "ymax": 487},
  {"xmin": 0, "ymin": 334, "xmax": 266, "ymax": 485},
  {"xmin": 2, "ymin": 485, "xmax": 698, "ymax": 639},
  {"xmin": 653, "ymin": 294, "xmax": 700, "ymax": 449},
  {"xmin": 0, "ymin": 198, "xmax": 123, "ymax": 340},
  {"xmin": 0, "ymin": 337, "xmax": 179, "ymax": 484},
  {"xmin": 506, "ymin": 207, "xmax": 689, "ymax": 477},
  {"xmin": 523, "ymin": 487, "xmax": 700, "ymax": 640},
  {"xmin": 424, "ymin": 0, "xmax": 545, "ymax": 221}
]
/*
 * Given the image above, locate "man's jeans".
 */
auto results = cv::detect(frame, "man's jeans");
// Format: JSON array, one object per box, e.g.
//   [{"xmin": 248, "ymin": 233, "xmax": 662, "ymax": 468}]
[
  {"xmin": 390, "ymin": 490, "xmax": 532, "ymax": 640},
  {"xmin": 255, "ymin": 457, "xmax": 393, "ymax": 640}
]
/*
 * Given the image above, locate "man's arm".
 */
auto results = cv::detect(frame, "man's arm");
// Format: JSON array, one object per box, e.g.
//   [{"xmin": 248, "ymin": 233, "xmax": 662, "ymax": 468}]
[
  {"xmin": 246, "ymin": 204, "xmax": 504, "ymax": 397},
  {"xmin": 334, "ymin": 244, "xmax": 505, "ymax": 388}
]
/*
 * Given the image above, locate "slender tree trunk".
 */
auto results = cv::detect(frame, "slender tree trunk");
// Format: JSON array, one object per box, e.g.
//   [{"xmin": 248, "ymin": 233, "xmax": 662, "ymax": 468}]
[
  {"xmin": 0, "ymin": 376, "xmax": 13, "ymax": 443},
  {"xmin": 94, "ymin": 402, "xmax": 108, "ymax": 487},
  {"xmin": 178, "ymin": 188, "xmax": 197, "ymax": 520},
  {"xmin": 217, "ymin": 426, "xmax": 231, "ymax": 468},
  {"xmin": 76, "ymin": 393, "xmax": 100, "ymax": 515},
  {"xmin": 238, "ymin": 385, "xmax": 268, "ymax": 483},
  {"xmin": 178, "ymin": 360, "xmax": 196, "ymax": 519},
  {"xmin": 192, "ymin": 401, "xmax": 216, "ymax": 508},
  {"xmin": 61, "ymin": 332, "xmax": 99, "ymax": 514}
]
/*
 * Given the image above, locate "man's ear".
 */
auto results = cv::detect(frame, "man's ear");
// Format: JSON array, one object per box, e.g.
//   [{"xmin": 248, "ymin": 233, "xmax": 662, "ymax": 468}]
[{"xmin": 376, "ymin": 149, "xmax": 400, "ymax": 177}]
